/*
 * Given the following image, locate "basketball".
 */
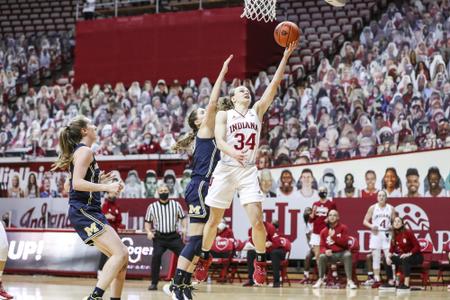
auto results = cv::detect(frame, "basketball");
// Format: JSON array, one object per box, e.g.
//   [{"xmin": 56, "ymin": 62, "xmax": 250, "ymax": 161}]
[{"xmin": 274, "ymin": 21, "xmax": 300, "ymax": 47}]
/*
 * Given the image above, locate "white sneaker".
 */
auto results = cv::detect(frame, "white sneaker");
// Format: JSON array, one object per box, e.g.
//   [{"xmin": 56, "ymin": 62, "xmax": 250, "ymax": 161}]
[
  {"xmin": 362, "ymin": 278, "xmax": 374, "ymax": 286},
  {"xmin": 162, "ymin": 284, "xmax": 171, "ymax": 297},
  {"xmin": 346, "ymin": 280, "xmax": 357, "ymax": 289},
  {"xmin": 312, "ymin": 279, "xmax": 324, "ymax": 289}
]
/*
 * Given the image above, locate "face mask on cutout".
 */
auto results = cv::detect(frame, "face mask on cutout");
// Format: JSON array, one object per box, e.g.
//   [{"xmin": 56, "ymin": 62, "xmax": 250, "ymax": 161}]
[{"xmin": 319, "ymin": 191, "xmax": 327, "ymax": 199}]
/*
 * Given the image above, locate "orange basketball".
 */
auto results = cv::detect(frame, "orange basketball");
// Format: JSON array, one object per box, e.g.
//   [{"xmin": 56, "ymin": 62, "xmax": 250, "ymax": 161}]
[{"xmin": 274, "ymin": 21, "xmax": 300, "ymax": 47}]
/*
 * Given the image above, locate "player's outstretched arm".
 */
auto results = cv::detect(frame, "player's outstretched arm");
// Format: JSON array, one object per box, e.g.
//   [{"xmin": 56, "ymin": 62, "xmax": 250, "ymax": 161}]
[
  {"xmin": 72, "ymin": 147, "xmax": 122, "ymax": 194},
  {"xmin": 253, "ymin": 41, "xmax": 297, "ymax": 120},
  {"xmin": 214, "ymin": 110, "xmax": 246, "ymax": 166},
  {"xmin": 203, "ymin": 55, "xmax": 234, "ymax": 131}
]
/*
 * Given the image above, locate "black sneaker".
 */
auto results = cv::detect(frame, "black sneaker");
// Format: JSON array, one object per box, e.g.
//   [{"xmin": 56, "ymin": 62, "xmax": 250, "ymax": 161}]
[
  {"xmin": 379, "ymin": 283, "xmax": 396, "ymax": 291},
  {"xmin": 183, "ymin": 284, "xmax": 196, "ymax": 300},
  {"xmin": 397, "ymin": 284, "xmax": 410, "ymax": 292},
  {"xmin": 148, "ymin": 283, "xmax": 158, "ymax": 291},
  {"xmin": 273, "ymin": 282, "xmax": 281, "ymax": 288}
]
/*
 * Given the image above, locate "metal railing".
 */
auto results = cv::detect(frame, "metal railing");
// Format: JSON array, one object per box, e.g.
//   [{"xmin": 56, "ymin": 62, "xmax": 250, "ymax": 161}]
[{"xmin": 75, "ymin": 0, "xmax": 208, "ymax": 19}]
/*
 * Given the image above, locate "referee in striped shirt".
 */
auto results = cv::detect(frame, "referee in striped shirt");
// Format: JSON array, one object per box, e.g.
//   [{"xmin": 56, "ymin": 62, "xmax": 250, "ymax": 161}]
[{"xmin": 145, "ymin": 183, "xmax": 187, "ymax": 291}]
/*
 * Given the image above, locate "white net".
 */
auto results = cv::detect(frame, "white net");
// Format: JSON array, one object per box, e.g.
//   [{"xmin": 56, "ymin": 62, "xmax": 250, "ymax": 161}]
[{"xmin": 241, "ymin": 0, "xmax": 277, "ymax": 23}]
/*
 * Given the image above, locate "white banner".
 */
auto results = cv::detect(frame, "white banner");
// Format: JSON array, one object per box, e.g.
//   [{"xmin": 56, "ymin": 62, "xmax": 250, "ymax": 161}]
[
  {"xmin": 232, "ymin": 149, "xmax": 450, "ymax": 259},
  {"xmin": 0, "ymin": 198, "xmax": 70, "ymax": 228}
]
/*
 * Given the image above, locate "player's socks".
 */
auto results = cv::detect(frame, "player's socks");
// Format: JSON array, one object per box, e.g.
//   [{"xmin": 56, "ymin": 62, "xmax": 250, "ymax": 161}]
[
  {"xmin": 256, "ymin": 253, "xmax": 266, "ymax": 263},
  {"xmin": 92, "ymin": 287, "xmax": 105, "ymax": 298},
  {"xmin": 184, "ymin": 272, "xmax": 193, "ymax": 285},
  {"xmin": 199, "ymin": 250, "xmax": 210, "ymax": 260},
  {"xmin": 174, "ymin": 269, "xmax": 188, "ymax": 285}
]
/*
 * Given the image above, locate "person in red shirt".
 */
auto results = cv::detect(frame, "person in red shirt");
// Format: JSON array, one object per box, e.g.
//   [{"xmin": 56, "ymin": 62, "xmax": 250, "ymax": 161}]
[
  {"xmin": 102, "ymin": 195, "xmax": 123, "ymax": 232},
  {"xmin": 309, "ymin": 186, "xmax": 337, "ymax": 262},
  {"xmin": 211, "ymin": 220, "xmax": 236, "ymax": 282},
  {"xmin": 211, "ymin": 220, "xmax": 235, "ymax": 259},
  {"xmin": 137, "ymin": 132, "xmax": 162, "ymax": 154},
  {"xmin": 216, "ymin": 220, "xmax": 235, "ymax": 239},
  {"xmin": 382, "ymin": 216, "xmax": 423, "ymax": 291},
  {"xmin": 313, "ymin": 210, "xmax": 357, "ymax": 289},
  {"xmin": 98, "ymin": 190, "xmax": 124, "ymax": 274},
  {"xmin": 244, "ymin": 221, "xmax": 286, "ymax": 288}
]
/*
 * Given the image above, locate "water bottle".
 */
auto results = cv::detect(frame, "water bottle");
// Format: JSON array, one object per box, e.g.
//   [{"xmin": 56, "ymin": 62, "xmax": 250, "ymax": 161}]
[
  {"xmin": 392, "ymin": 264, "xmax": 399, "ymax": 287},
  {"xmin": 395, "ymin": 272, "xmax": 401, "ymax": 287}
]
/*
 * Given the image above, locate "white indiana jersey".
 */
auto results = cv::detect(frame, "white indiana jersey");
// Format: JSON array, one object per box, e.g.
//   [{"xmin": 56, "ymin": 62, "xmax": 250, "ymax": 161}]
[
  {"xmin": 372, "ymin": 203, "xmax": 393, "ymax": 231},
  {"xmin": 221, "ymin": 108, "xmax": 261, "ymax": 167}
]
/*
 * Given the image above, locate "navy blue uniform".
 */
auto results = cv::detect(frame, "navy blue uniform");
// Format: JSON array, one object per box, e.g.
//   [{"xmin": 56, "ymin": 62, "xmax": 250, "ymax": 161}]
[
  {"xmin": 68, "ymin": 143, "xmax": 108, "ymax": 245},
  {"xmin": 185, "ymin": 137, "xmax": 220, "ymax": 223}
]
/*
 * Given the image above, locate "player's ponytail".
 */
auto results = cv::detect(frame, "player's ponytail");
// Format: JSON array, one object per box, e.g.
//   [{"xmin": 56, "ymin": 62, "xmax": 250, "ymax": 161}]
[
  {"xmin": 52, "ymin": 116, "xmax": 88, "ymax": 171},
  {"xmin": 218, "ymin": 96, "xmax": 234, "ymax": 111},
  {"xmin": 172, "ymin": 110, "xmax": 199, "ymax": 152}
]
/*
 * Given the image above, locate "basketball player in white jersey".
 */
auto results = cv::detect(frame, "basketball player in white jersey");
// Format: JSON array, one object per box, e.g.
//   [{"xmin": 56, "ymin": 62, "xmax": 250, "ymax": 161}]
[
  {"xmin": 0, "ymin": 219, "xmax": 13, "ymax": 299},
  {"xmin": 363, "ymin": 190, "xmax": 396, "ymax": 288},
  {"xmin": 195, "ymin": 42, "xmax": 297, "ymax": 285}
]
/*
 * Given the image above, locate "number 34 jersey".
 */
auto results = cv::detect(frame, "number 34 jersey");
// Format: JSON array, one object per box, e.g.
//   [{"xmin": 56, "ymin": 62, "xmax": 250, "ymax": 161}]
[{"xmin": 221, "ymin": 108, "xmax": 261, "ymax": 167}]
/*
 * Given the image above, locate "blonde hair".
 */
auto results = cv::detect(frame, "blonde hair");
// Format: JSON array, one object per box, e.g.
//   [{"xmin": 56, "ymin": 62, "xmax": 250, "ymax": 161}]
[
  {"xmin": 218, "ymin": 96, "xmax": 234, "ymax": 111},
  {"xmin": 52, "ymin": 116, "xmax": 89, "ymax": 171},
  {"xmin": 172, "ymin": 93, "xmax": 235, "ymax": 152},
  {"xmin": 172, "ymin": 110, "xmax": 199, "ymax": 152}
]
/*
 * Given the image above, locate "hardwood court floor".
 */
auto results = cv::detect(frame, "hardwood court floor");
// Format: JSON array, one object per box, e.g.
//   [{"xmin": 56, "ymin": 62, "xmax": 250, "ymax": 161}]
[{"xmin": 3, "ymin": 275, "xmax": 450, "ymax": 300}]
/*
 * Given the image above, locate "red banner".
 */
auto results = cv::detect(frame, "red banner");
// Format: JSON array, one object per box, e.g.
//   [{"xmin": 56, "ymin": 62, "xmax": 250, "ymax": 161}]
[
  {"xmin": 74, "ymin": 7, "xmax": 279, "ymax": 86},
  {"xmin": 334, "ymin": 197, "xmax": 450, "ymax": 259}
]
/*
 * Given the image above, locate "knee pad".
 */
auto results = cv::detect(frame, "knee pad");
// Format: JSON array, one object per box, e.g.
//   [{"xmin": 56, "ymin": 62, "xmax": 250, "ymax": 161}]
[
  {"xmin": 372, "ymin": 249, "xmax": 381, "ymax": 270},
  {"xmin": 180, "ymin": 235, "xmax": 202, "ymax": 261}
]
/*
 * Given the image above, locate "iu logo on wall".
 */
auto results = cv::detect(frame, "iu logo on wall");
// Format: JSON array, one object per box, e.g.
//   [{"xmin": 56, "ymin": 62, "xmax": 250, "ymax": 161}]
[
  {"xmin": 394, "ymin": 202, "xmax": 449, "ymax": 255},
  {"xmin": 395, "ymin": 203, "xmax": 430, "ymax": 231},
  {"xmin": 345, "ymin": 199, "xmax": 450, "ymax": 257}
]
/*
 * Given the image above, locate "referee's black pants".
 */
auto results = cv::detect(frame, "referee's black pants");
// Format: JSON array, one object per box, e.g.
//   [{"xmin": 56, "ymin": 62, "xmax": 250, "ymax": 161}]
[{"xmin": 151, "ymin": 232, "xmax": 184, "ymax": 285}]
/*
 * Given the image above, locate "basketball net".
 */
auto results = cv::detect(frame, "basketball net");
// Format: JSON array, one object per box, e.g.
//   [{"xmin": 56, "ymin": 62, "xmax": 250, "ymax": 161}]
[{"xmin": 241, "ymin": 0, "xmax": 277, "ymax": 23}]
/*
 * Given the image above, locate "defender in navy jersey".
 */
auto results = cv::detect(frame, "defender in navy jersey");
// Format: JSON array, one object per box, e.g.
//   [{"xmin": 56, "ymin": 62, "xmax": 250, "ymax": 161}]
[
  {"xmin": 52, "ymin": 116, "xmax": 126, "ymax": 300},
  {"xmin": 67, "ymin": 143, "xmax": 106, "ymax": 244},
  {"xmin": 184, "ymin": 137, "xmax": 220, "ymax": 222},
  {"xmin": 164, "ymin": 55, "xmax": 233, "ymax": 300}
]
